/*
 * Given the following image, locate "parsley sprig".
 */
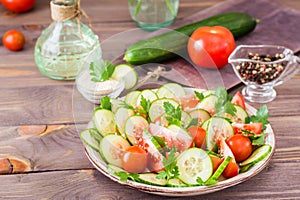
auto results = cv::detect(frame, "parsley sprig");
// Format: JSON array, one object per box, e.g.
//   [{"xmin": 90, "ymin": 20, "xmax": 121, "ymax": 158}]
[
  {"xmin": 214, "ymin": 86, "xmax": 236, "ymax": 116},
  {"xmin": 245, "ymin": 105, "xmax": 269, "ymax": 130},
  {"xmin": 157, "ymin": 147, "xmax": 179, "ymax": 181},
  {"xmin": 163, "ymin": 102, "xmax": 182, "ymax": 126},
  {"xmin": 89, "ymin": 60, "xmax": 116, "ymax": 82}
]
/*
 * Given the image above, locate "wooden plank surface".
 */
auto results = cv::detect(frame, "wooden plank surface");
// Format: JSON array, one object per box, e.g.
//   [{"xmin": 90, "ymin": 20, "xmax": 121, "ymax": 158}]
[{"xmin": 1, "ymin": 0, "xmax": 300, "ymax": 199}]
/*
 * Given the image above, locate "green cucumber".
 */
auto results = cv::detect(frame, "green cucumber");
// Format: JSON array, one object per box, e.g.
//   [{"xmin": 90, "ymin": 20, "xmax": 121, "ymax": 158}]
[
  {"xmin": 115, "ymin": 107, "xmax": 135, "ymax": 136},
  {"xmin": 240, "ymin": 144, "xmax": 272, "ymax": 170},
  {"xmin": 189, "ymin": 108, "xmax": 211, "ymax": 125},
  {"xmin": 110, "ymin": 98, "xmax": 126, "ymax": 113},
  {"xmin": 125, "ymin": 90, "xmax": 141, "ymax": 107},
  {"xmin": 208, "ymin": 156, "xmax": 231, "ymax": 182},
  {"xmin": 136, "ymin": 89, "xmax": 158, "ymax": 105},
  {"xmin": 80, "ymin": 129, "xmax": 99, "ymax": 151},
  {"xmin": 124, "ymin": 12, "xmax": 258, "ymax": 65},
  {"xmin": 157, "ymin": 83, "xmax": 186, "ymax": 98},
  {"xmin": 202, "ymin": 117, "xmax": 234, "ymax": 151},
  {"xmin": 107, "ymin": 164, "xmax": 125, "ymax": 174},
  {"xmin": 124, "ymin": 115, "xmax": 149, "ymax": 145},
  {"xmin": 111, "ymin": 64, "xmax": 138, "ymax": 90},
  {"xmin": 89, "ymin": 128, "xmax": 103, "ymax": 142},
  {"xmin": 167, "ymin": 178, "xmax": 187, "ymax": 187},
  {"xmin": 136, "ymin": 173, "xmax": 167, "ymax": 186},
  {"xmin": 99, "ymin": 134, "xmax": 131, "ymax": 168},
  {"xmin": 234, "ymin": 105, "xmax": 248, "ymax": 123},
  {"xmin": 94, "ymin": 109, "xmax": 116, "ymax": 136},
  {"xmin": 177, "ymin": 148, "xmax": 213, "ymax": 185},
  {"xmin": 196, "ymin": 94, "xmax": 218, "ymax": 114},
  {"xmin": 148, "ymin": 98, "xmax": 179, "ymax": 122}
]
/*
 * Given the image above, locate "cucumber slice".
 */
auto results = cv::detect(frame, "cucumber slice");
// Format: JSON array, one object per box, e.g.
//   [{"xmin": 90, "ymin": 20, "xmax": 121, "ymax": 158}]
[
  {"xmin": 234, "ymin": 105, "xmax": 248, "ymax": 123},
  {"xmin": 107, "ymin": 164, "xmax": 125, "ymax": 174},
  {"xmin": 136, "ymin": 89, "xmax": 158, "ymax": 105},
  {"xmin": 177, "ymin": 148, "xmax": 213, "ymax": 185},
  {"xmin": 89, "ymin": 128, "xmax": 103, "ymax": 142},
  {"xmin": 167, "ymin": 178, "xmax": 187, "ymax": 187},
  {"xmin": 112, "ymin": 64, "xmax": 138, "ymax": 89},
  {"xmin": 181, "ymin": 111, "xmax": 192, "ymax": 128},
  {"xmin": 149, "ymin": 98, "xmax": 179, "ymax": 122},
  {"xmin": 99, "ymin": 134, "xmax": 131, "ymax": 168},
  {"xmin": 124, "ymin": 115, "xmax": 149, "ymax": 145},
  {"xmin": 208, "ymin": 156, "xmax": 231, "ymax": 182},
  {"xmin": 136, "ymin": 173, "xmax": 167, "ymax": 186},
  {"xmin": 167, "ymin": 125, "xmax": 194, "ymax": 152},
  {"xmin": 202, "ymin": 117, "xmax": 234, "ymax": 151},
  {"xmin": 240, "ymin": 144, "xmax": 272, "ymax": 167},
  {"xmin": 196, "ymin": 94, "xmax": 218, "ymax": 114},
  {"xmin": 110, "ymin": 98, "xmax": 126, "ymax": 113},
  {"xmin": 125, "ymin": 90, "xmax": 141, "ymax": 107},
  {"xmin": 156, "ymin": 83, "xmax": 186, "ymax": 98},
  {"xmin": 189, "ymin": 108, "xmax": 211, "ymax": 125},
  {"xmin": 80, "ymin": 129, "xmax": 99, "ymax": 151},
  {"xmin": 94, "ymin": 109, "xmax": 116, "ymax": 136},
  {"xmin": 115, "ymin": 107, "xmax": 135, "ymax": 136}
]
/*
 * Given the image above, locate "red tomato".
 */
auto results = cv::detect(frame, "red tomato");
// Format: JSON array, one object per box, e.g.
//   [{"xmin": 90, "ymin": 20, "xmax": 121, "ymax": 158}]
[
  {"xmin": 222, "ymin": 158, "xmax": 239, "ymax": 178},
  {"xmin": 2, "ymin": 30, "xmax": 25, "ymax": 51},
  {"xmin": 231, "ymin": 91, "xmax": 246, "ymax": 110},
  {"xmin": 1, "ymin": 0, "xmax": 35, "ymax": 13},
  {"xmin": 233, "ymin": 123, "xmax": 263, "ymax": 135},
  {"xmin": 122, "ymin": 145, "xmax": 148, "ymax": 173},
  {"xmin": 187, "ymin": 26, "xmax": 235, "ymax": 69},
  {"xmin": 187, "ymin": 126, "xmax": 206, "ymax": 148},
  {"xmin": 175, "ymin": 94, "xmax": 200, "ymax": 110},
  {"xmin": 209, "ymin": 155, "xmax": 224, "ymax": 173},
  {"xmin": 226, "ymin": 134, "xmax": 252, "ymax": 162}
]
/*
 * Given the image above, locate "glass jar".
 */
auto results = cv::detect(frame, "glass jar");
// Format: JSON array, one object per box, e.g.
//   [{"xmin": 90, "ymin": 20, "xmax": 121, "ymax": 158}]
[
  {"xmin": 34, "ymin": 0, "xmax": 102, "ymax": 80},
  {"xmin": 128, "ymin": 0, "xmax": 179, "ymax": 31}
]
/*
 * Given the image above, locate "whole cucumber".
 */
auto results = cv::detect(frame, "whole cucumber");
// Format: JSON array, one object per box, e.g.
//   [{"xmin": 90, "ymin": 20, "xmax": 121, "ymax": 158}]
[{"xmin": 124, "ymin": 12, "xmax": 258, "ymax": 65}]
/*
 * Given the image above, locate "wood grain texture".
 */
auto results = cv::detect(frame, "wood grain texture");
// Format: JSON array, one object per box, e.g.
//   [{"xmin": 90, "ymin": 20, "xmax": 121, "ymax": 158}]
[{"xmin": 1, "ymin": 0, "xmax": 300, "ymax": 199}]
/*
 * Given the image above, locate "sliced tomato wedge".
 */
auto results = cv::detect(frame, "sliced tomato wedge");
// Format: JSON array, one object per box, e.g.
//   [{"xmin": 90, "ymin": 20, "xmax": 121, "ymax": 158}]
[
  {"xmin": 231, "ymin": 91, "xmax": 246, "ymax": 110},
  {"xmin": 175, "ymin": 94, "xmax": 200, "ymax": 111},
  {"xmin": 233, "ymin": 123, "xmax": 263, "ymax": 135}
]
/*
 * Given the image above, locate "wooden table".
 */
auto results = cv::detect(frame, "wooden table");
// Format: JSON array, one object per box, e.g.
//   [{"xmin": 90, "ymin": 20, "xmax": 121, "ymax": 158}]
[{"xmin": 0, "ymin": 0, "xmax": 299, "ymax": 199}]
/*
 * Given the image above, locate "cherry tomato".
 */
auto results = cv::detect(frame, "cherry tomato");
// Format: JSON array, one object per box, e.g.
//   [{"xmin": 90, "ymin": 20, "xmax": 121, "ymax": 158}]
[
  {"xmin": 187, "ymin": 26, "xmax": 235, "ymax": 69},
  {"xmin": 226, "ymin": 134, "xmax": 252, "ymax": 162},
  {"xmin": 122, "ymin": 145, "xmax": 148, "ymax": 173},
  {"xmin": 2, "ymin": 30, "xmax": 25, "ymax": 51},
  {"xmin": 209, "ymin": 154, "xmax": 224, "ymax": 173},
  {"xmin": 1, "ymin": 0, "xmax": 35, "ymax": 13},
  {"xmin": 187, "ymin": 126, "xmax": 206, "ymax": 148},
  {"xmin": 233, "ymin": 123, "xmax": 263, "ymax": 135},
  {"xmin": 222, "ymin": 158, "xmax": 239, "ymax": 178},
  {"xmin": 231, "ymin": 91, "xmax": 246, "ymax": 110}
]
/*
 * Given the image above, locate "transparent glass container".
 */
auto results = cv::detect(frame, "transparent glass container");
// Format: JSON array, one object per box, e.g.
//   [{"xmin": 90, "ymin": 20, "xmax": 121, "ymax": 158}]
[
  {"xmin": 229, "ymin": 45, "xmax": 300, "ymax": 103},
  {"xmin": 34, "ymin": 0, "xmax": 102, "ymax": 80},
  {"xmin": 128, "ymin": 0, "xmax": 179, "ymax": 31}
]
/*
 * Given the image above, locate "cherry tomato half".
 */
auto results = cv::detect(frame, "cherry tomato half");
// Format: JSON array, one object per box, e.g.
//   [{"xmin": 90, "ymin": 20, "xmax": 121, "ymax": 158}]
[
  {"xmin": 209, "ymin": 154, "xmax": 224, "ymax": 173},
  {"xmin": 1, "ymin": 0, "xmax": 35, "ymax": 13},
  {"xmin": 226, "ymin": 134, "xmax": 252, "ymax": 162},
  {"xmin": 2, "ymin": 30, "xmax": 25, "ymax": 51},
  {"xmin": 233, "ymin": 123, "xmax": 263, "ymax": 135},
  {"xmin": 187, "ymin": 26, "xmax": 235, "ymax": 69},
  {"xmin": 187, "ymin": 126, "xmax": 206, "ymax": 148},
  {"xmin": 231, "ymin": 91, "xmax": 246, "ymax": 110},
  {"xmin": 122, "ymin": 145, "xmax": 148, "ymax": 173}
]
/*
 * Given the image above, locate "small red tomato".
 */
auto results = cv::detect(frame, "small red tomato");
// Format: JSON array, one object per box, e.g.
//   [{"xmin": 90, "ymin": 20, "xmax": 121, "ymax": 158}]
[
  {"xmin": 226, "ymin": 134, "xmax": 253, "ymax": 162},
  {"xmin": 233, "ymin": 123, "xmax": 263, "ymax": 135},
  {"xmin": 222, "ymin": 158, "xmax": 239, "ymax": 178},
  {"xmin": 209, "ymin": 154, "xmax": 224, "ymax": 173},
  {"xmin": 3, "ymin": 30, "xmax": 25, "ymax": 51},
  {"xmin": 188, "ymin": 26, "xmax": 236, "ymax": 69},
  {"xmin": 231, "ymin": 91, "xmax": 246, "ymax": 110},
  {"xmin": 1, "ymin": 0, "xmax": 35, "ymax": 13},
  {"xmin": 122, "ymin": 145, "xmax": 148, "ymax": 173},
  {"xmin": 187, "ymin": 126, "xmax": 206, "ymax": 148}
]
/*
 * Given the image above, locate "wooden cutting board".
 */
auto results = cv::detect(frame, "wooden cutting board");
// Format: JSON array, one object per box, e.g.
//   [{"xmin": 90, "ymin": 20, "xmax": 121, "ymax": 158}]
[{"xmin": 102, "ymin": 0, "xmax": 300, "ymax": 90}]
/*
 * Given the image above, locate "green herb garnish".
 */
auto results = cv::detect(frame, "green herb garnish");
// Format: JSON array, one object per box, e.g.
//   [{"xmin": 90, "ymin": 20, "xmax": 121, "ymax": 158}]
[
  {"xmin": 245, "ymin": 105, "xmax": 269, "ymax": 130},
  {"xmin": 163, "ymin": 101, "xmax": 182, "ymax": 126},
  {"xmin": 214, "ymin": 86, "xmax": 236, "ymax": 116},
  {"xmin": 194, "ymin": 91, "xmax": 205, "ymax": 101},
  {"xmin": 99, "ymin": 96, "xmax": 112, "ymax": 110},
  {"xmin": 89, "ymin": 60, "xmax": 115, "ymax": 82},
  {"xmin": 157, "ymin": 147, "xmax": 179, "ymax": 181},
  {"xmin": 114, "ymin": 171, "xmax": 139, "ymax": 182}
]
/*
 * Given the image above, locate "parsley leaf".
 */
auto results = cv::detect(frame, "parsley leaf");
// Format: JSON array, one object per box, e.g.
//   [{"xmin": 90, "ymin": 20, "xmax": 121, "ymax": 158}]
[
  {"xmin": 186, "ymin": 118, "xmax": 199, "ymax": 129},
  {"xmin": 99, "ymin": 96, "xmax": 112, "ymax": 110},
  {"xmin": 114, "ymin": 171, "xmax": 139, "ymax": 182},
  {"xmin": 157, "ymin": 147, "xmax": 179, "ymax": 181},
  {"xmin": 245, "ymin": 105, "xmax": 269, "ymax": 130},
  {"xmin": 140, "ymin": 95, "xmax": 151, "ymax": 113},
  {"xmin": 163, "ymin": 102, "xmax": 182, "ymax": 126},
  {"xmin": 89, "ymin": 60, "xmax": 116, "ymax": 82},
  {"xmin": 194, "ymin": 91, "xmax": 204, "ymax": 101},
  {"xmin": 214, "ymin": 86, "xmax": 236, "ymax": 116}
]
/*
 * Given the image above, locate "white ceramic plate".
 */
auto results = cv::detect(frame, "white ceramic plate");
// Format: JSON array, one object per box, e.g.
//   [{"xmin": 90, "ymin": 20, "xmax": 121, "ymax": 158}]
[{"xmin": 83, "ymin": 88, "xmax": 276, "ymax": 197}]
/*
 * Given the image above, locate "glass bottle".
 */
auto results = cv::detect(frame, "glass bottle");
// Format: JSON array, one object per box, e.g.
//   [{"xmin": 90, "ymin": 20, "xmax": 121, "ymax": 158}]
[{"xmin": 34, "ymin": 0, "xmax": 101, "ymax": 80}]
